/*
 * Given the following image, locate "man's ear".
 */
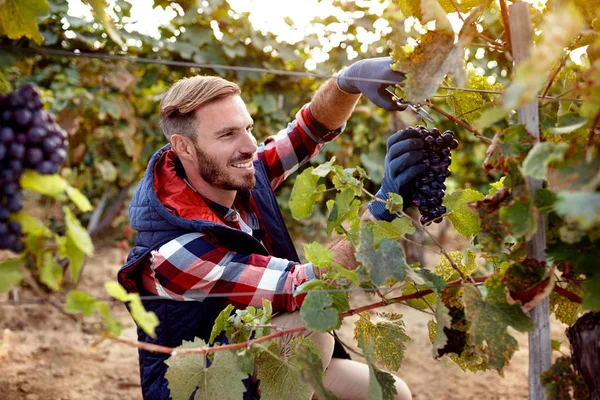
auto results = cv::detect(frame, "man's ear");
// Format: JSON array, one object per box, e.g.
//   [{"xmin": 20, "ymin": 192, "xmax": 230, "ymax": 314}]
[{"xmin": 170, "ymin": 135, "xmax": 195, "ymax": 162}]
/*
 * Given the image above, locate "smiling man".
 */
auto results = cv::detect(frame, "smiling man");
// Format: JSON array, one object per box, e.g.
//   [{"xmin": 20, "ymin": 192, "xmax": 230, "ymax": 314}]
[{"xmin": 118, "ymin": 57, "xmax": 425, "ymax": 400}]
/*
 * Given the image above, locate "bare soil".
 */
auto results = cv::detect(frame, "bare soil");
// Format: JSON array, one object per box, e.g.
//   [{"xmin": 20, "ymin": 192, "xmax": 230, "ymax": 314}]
[{"xmin": 0, "ymin": 245, "xmax": 569, "ymax": 400}]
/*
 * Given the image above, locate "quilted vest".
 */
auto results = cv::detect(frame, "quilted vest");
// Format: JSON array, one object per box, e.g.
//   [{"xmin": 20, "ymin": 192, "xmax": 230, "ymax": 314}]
[{"xmin": 117, "ymin": 144, "xmax": 299, "ymax": 399}]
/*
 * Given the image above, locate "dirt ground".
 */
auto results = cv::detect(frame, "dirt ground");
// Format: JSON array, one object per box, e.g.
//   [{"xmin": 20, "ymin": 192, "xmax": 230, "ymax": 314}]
[{"xmin": 0, "ymin": 244, "xmax": 570, "ymax": 400}]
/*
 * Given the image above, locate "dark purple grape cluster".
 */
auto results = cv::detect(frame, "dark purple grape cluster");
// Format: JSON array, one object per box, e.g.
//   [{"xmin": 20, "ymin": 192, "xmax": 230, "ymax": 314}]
[
  {"xmin": 410, "ymin": 126, "xmax": 458, "ymax": 226},
  {"xmin": 0, "ymin": 84, "xmax": 68, "ymax": 253}
]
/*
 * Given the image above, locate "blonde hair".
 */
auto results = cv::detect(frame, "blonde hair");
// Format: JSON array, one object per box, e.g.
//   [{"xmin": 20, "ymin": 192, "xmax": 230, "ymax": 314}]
[{"xmin": 159, "ymin": 75, "xmax": 241, "ymax": 140}]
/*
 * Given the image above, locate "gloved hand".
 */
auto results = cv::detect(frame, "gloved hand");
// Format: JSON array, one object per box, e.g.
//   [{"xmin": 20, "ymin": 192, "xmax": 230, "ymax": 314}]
[
  {"xmin": 368, "ymin": 128, "xmax": 427, "ymax": 221},
  {"xmin": 337, "ymin": 57, "xmax": 405, "ymax": 110}
]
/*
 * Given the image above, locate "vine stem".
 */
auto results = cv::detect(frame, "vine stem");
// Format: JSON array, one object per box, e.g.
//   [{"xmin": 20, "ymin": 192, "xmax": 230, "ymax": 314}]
[
  {"xmin": 499, "ymin": 0, "xmax": 512, "ymax": 54},
  {"xmin": 109, "ymin": 276, "xmax": 583, "ymax": 356},
  {"xmin": 448, "ymin": 0, "xmax": 504, "ymax": 50},
  {"xmin": 426, "ymin": 101, "xmax": 492, "ymax": 144},
  {"xmin": 585, "ymin": 110, "xmax": 600, "ymax": 151}
]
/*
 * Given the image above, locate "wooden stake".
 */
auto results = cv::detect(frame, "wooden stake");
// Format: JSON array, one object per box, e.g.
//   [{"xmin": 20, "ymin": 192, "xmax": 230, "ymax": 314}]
[{"xmin": 509, "ymin": 3, "xmax": 551, "ymax": 400}]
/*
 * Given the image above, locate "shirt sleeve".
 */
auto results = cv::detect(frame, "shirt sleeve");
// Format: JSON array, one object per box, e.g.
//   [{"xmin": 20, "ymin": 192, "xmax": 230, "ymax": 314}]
[
  {"xmin": 256, "ymin": 103, "xmax": 344, "ymax": 190},
  {"xmin": 147, "ymin": 232, "xmax": 316, "ymax": 312}
]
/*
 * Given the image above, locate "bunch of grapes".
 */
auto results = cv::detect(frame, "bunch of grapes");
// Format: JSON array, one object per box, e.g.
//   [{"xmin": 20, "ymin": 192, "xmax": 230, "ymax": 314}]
[
  {"xmin": 0, "ymin": 84, "xmax": 68, "ymax": 253},
  {"xmin": 410, "ymin": 126, "xmax": 458, "ymax": 226}
]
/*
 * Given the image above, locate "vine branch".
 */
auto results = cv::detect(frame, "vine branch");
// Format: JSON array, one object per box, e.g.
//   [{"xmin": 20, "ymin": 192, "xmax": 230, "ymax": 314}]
[
  {"xmin": 499, "ymin": 0, "xmax": 512, "ymax": 54},
  {"xmin": 426, "ymin": 101, "xmax": 492, "ymax": 144},
  {"xmin": 585, "ymin": 110, "xmax": 600, "ymax": 151}
]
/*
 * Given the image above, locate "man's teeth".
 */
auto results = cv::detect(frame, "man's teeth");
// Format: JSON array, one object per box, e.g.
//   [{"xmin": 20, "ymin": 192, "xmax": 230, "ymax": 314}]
[{"xmin": 232, "ymin": 162, "xmax": 252, "ymax": 168}]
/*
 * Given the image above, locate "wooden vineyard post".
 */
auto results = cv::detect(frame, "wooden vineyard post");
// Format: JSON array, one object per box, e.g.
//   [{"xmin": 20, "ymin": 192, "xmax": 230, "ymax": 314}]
[{"xmin": 508, "ymin": 3, "xmax": 551, "ymax": 400}]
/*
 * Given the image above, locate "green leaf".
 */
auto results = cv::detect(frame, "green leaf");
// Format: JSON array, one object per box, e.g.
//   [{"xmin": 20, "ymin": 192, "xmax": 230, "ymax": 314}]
[
  {"xmin": 96, "ymin": 159, "xmax": 118, "ymax": 182},
  {"xmin": 369, "ymin": 218, "xmax": 415, "ymax": 246},
  {"xmin": 435, "ymin": 250, "xmax": 477, "ymax": 281},
  {"xmin": 0, "ymin": 258, "xmax": 23, "ymax": 292},
  {"xmin": 326, "ymin": 188, "xmax": 361, "ymax": 235},
  {"xmin": 300, "ymin": 290, "xmax": 344, "ymax": 332},
  {"xmin": 367, "ymin": 364, "xmax": 397, "ymax": 400},
  {"xmin": 555, "ymin": 191, "xmax": 600, "ymax": 229},
  {"xmin": 549, "ymin": 284, "xmax": 583, "ymax": 326},
  {"xmin": 311, "ymin": 157, "xmax": 336, "ymax": 178},
  {"xmin": 63, "ymin": 206, "xmax": 94, "ymax": 256},
  {"xmin": 354, "ymin": 312, "xmax": 409, "ymax": 371},
  {"xmin": 40, "ymin": 251, "xmax": 63, "ymax": 292},
  {"xmin": 463, "ymin": 275, "xmax": 534, "ymax": 372},
  {"xmin": 64, "ymin": 290, "xmax": 96, "ymax": 317},
  {"xmin": 483, "ymin": 125, "xmax": 536, "ymax": 173},
  {"xmin": 540, "ymin": 356, "xmax": 590, "ymax": 400},
  {"xmin": 11, "ymin": 212, "xmax": 51, "ymax": 236},
  {"xmin": 443, "ymin": 189, "xmax": 485, "ymax": 237},
  {"xmin": 432, "ymin": 297, "xmax": 451, "ymax": 359},
  {"xmin": 294, "ymin": 337, "xmax": 336, "ymax": 400},
  {"xmin": 522, "ymin": 142, "xmax": 569, "ymax": 180},
  {"xmin": 166, "ymin": 341, "xmax": 247, "ymax": 400},
  {"xmin": 500, "ymin": 199, "xmax": 537, "ymax": 240},
  {"xmin": 385, "ymin": 193, "xmax": 404, "ymax": 214},
  {"xmin": 65, "ymin": 185, "xmax": 93, "ymax": 212},
  {"xmin": 551, "ymin": 339, "xmax": 562, "ymax": 352},
  {"xmin": 0, "ymin": 0, "xmax": 49, "ymax": 44},
  {"xmin": 356, "ymin": 227, "xmax": 407, "ymax": 286},
  {"xmin": 488, "ymin": 177, "xmax": 506, "ymax": 196},
  {"xmin": 104, "ymin": 281, "xmax": 129, "ymax": 301},
  {"xmin": 256, "ymin": 339, "xmax": 313, "ymax": 400},
  {"xmin": 547, "ymin": 113, "xmax": 588, "ymax": 134},
  {"xmin": 303, "ymin": 242, "xmax": 333, "ymax": 268},
  {"xmin": 209, "ymin": 304, "xmax": 235, "ymax": 344},
  {"xmin": 20, "ymin": 170, "xmax": 67, "ymax": 197},
  {"xmin": 96, "ymin": 301, "xmax": 124, "ymax": 337},
  {"xmin": 447, "ymin": 70, "xmax": 503, "ymax": 124},
  {"xmin": 67, "ymin": 235, "xmax": 86, "ymax": 283},
  {"xmin": 289, "ymin": 167, "xmax": 325, "ymax": 219},
  {"xmin": 128, "ymin": 294, "xmax": 159, "ymax": 338}
]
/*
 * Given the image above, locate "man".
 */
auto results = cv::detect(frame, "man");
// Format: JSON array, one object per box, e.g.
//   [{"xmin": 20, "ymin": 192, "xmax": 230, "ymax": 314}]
[{"xmin": 118, "ymin": 57, "xmax": 426, "ymax": 399}]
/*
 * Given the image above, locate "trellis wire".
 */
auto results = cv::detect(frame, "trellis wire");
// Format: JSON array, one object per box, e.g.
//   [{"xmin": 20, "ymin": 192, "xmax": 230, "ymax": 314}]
[{"xmin": 3, "ymin": 46, "xmax": 597, "ymax": 103}]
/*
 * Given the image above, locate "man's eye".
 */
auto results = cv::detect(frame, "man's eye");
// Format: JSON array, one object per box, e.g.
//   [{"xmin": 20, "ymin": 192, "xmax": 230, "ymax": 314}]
[{"xmin": 222, "ymin": 132, "xmax": 234, "ymax": 138}]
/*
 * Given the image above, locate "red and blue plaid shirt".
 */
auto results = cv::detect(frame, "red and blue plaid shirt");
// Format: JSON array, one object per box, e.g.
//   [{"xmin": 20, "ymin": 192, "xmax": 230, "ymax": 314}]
[{"xmin": 141, "ymin": 104, "xmax": 343, "ymax": 312}]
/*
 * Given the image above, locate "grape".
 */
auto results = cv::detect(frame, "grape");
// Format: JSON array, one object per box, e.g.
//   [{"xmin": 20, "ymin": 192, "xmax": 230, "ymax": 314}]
[
  {"xmin": 0, "ymin": 127, "xmax": 14, "ymax": 143},
  {"xmin": 0, "ymin": 143, "xmax": 5, "ymax": 161},
  {"xmin": 50, "ymin": 148, "xmax": 67, "ymax": 165},
  {"xmin": 7, "ymin": 193, "xmax": 23, "ymax": 213},
  {"xmin": 13, "ymin": 108, "xmax": 33, "ymax": 127},
  {"xmin": 0, "ymin": 208, "xmax": 9, "ymax": 221},
  {"xmin": 4, "ymin": 182, "xmax": 18, "ymax": 196},
  {"xmin": 0, "ymin": 223, "xmax": 7, "ymax": 236},
  {"xmin": 42, "ymin": 136, "xmax": 60, "ymax": 154},
  {"xmin": 403, "ymin": 126, "xmax": 457, "ymax": 225},
  {"xmin": 9, "ymin": 143, "xmax": 25, "ymax": 159},
  {"xmin": 8, "ymin": 159, "xmax": 23, "ymax": 176},
  {"xmin": 25, "ymin": 147, "xmax": 44, "ymax": 165},
  {"xmin": 37, "ymin": 160, "xmax": 58, "ymax": 175},
  {"xmin": 27, "ymin": 126, "xmax": 46, "ymax": 143},
  {"xmin": 8, "ymin": 221, "xmax": 21, "ymax": 236}
]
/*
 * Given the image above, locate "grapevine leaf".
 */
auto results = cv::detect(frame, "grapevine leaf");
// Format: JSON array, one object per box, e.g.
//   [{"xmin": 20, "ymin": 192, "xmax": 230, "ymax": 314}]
[
  {"xmin": 0, "ymin": 0, "xmax": 49, "ymax": 44},
  {"xmin": 311, "ymin": 157, "xmax": 336, "ymax": 177},
  {"xmin": 471, "ymin": 188, "xmax": 511, "ymax": 255},
  {"xmin": 368, "ymin": 217, "xmax": 415, "ymax": 246},
  {"xmin": 104, "ymin": 281, "xmax": 129, "ymax": 301},
  {"xmin": 40, "ymin": 251, "xmax": 63, "ymax": 292},
  {"xmin": 96, "ymin": 160, "xmax": 118, "ymax": 182},
  {"xmin": 426, "ymin": 320, "xmax": 489, "ymax": 372},
  {"xmin": 540, "ymin": 356, "xmax": 590, "ymax": 400},
  {"xmin": 434, "ymin": 250, "xmax": 477, "ymax": 281},
  {"xmin": 551, "ymin": 340, "xmax": 562, "ymax": 352},
  {"xmin": 401, "ymin": 284, "xmax": 438, "ymax": 310},
  {"xmin": 21, "ymin": 170, "xmax": 67, "ymax": 197},
  {"xmin": 63, "ymin": 206, "xmax": 94, "ymax": 256},
  {"xmin": 554, "ymin": 191, "xmax": 600, "ymax": 229},
  {"xmin": 546, "ymin": 144, "xmax": 600, "ymax": 192},
  {"xmin": 549, "ymin": 284, "xmax": 583, "ymax": 326},
  {"xmin": 67, "ymin": 235, "xmax": 86, "ymax": 283},
  {"xmin": 209, "ymin": 304, "xmax": 235, "ymax": 344},
  {"xmin": 474, "ymin": 5, "xmax": 585, "ymax": 129},
  {"xmin": 356, "ymin": 227, "xmax": 407, "ymax": 286},
  {"xmin": 326, "ymin": 188, "xmax": 361, "ymax": 235},
  {"xmin": 488, "ymin": 177, "xmax": 506, "ymax": 196},
  {"xmin": 354, "ymin": 312, "xmax": 409, "ymax": 372},
  {"xmin": 500, "ymin": 199, "xmax": 538, "ymax": 240},
  {"xmin": 483, "ymin": 125, "xmax": 536, "ymax": 173},
  {"xmin": 11, "ymin": 212, "xmax": 51, "ymax": 236},
  {"xmin": 65, "ymin": 185, "xmax": 93, "ymax": 212},
  {"xmin": 331, "ymin": 166, "xmax": 363, "ymax": 196},
  {"xmin": 438, "ymin": 0, "xmax": 480, "ymax": 13},
  {"xmin": 84, "ymin": 0, "xmax": 125, "ymax": 47},
  {"xmin": 385, "ymin": 192, "xmax": 404, "ymax": 215},
  {"xmin": 0, "ymin": 69, "xmax": 11, "ymax": 94},
  {"xmin": 128, "ymin": 294, "xmax": 159, "ymax": 338},
  {"xmin": 534, "ymin": 188, "xmax": 557, "ymax": 214},
  {"xmin": 96, "ymin": 301, "xmax": 124, "ymax": 337},
  {"xmin": 256, "ymin": 339, "xmax": 313, "ymax": 400},
  {"xmin": 294, "ymin": 337, "xmax": 336, "ymax": 400},
  {"xmin": 300, "ymin": 289, "xmax": 345, "ymax": 332},
  {"xmin": 463, "ymin": 275, "xmax": 534, "ymax": 372},
  {"xmin": 443, "ymin": 189, "xmax": 485, "ymax": 238},
  {"xmin": 0, "ymin": 258, "xmax": 23, "ymax": 292},
  {"xmin": 64, "ymin": 290, "xmax": 96, "ymax": 317},
  {"xmin": 367, "ymin": 364, "xmax": 397, "ymax": 400},
  {"xmin": 420, "ymin": 0, "xmax": 452, "ymax": 33},
  {"xmin": 432, "ymin": 297, "xmax": 451, "ymax": 358},
  {"xmin": 547, "ymin": 113, "xmax": 588, "ymax": 135},
  {"xmin": 522, "ymin": 142, "xmax": 569, "ymax": 180},
  {"xmin": 289, "ymin": 167, "xmax": 325, "ymax": 219},
  {"xmin": 165, "ymin": 339, "xmax": 245, "ymax": 400},
  {"xmin": 397, "ymin": 0, "xmax": 419, "ymax": 18},
  {"xmin": 503, "ymin": 258, "xmax": 553, "ymax": 313},
  {"xmin": 302, "ymin": 242, "xmax": 359, "ymax": 284}
]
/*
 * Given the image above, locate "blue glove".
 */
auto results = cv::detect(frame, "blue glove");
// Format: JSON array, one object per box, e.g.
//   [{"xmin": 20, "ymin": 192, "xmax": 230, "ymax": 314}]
[
  {"xmin": 337, "ymin": 57, "xmax": 405, "ymax": 110},
  {"xmin": 368, "ymin": 129, "xmax": 428, "ymax": 221}
]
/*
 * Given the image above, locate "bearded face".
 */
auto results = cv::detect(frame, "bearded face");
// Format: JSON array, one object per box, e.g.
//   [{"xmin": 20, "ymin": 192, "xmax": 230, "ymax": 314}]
[{"xmin": 194, "ymin": 144, "xmax": 256, "ymax": 192}]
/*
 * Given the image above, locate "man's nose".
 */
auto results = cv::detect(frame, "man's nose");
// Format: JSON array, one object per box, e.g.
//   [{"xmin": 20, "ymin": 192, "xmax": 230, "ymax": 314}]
[{"xmin": 240, "ymin": 130, "xmax": 258, "ymax": 154}]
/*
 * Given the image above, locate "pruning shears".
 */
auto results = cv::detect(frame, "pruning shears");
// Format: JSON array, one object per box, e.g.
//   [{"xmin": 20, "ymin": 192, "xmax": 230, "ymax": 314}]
[{"xmin": 385, "ymin": 87, "xmax": 434, "ymax": 123}]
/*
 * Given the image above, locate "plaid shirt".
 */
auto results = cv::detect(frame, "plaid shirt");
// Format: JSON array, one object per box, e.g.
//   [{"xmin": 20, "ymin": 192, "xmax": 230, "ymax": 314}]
[{"xmin": 142, "ymin": 104, "xmax": 343, "ymax": 312}]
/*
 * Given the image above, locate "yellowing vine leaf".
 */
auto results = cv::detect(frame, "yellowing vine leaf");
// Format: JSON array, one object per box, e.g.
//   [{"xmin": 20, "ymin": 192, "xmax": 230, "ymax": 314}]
[
  {"xmin": 443, "ymin": 189, "xmax": 485, "ymax": 237},
  {"xmin": 256, "ymin": 339, "xmax": 314, "ymax": 400},
  {"xmin": 289, "ymin": 167, "xmax": 326, "ymax": 219},
  {"xmin": 475, "ymin": 5, "xmax": 585, "ymax": 129},
  {"xmin": 0, "ymin": 258, "xmax": 23, "ymax": 292},
  {"xmin": 434, "ymin": 250, "xmax": 477, "ymax": 281},
  {"xmin": 447, "ymin": 71, "xmax": 503, "ymax": 124},
  {"xmin": 165, "ymin": 340, "xmax": 246, "ymax": 400},
  {"xmin": 549, "ymin": 283, "xmax": 583, "ymax": 325},
  {"xmin": 368, "ymin": 217, "xmax": 416, "ymax": 246},
  {"xmin": 354, "ymin": 312, "xmax": 410, "ymax": 371},
  {"xmin": 0, "ymin": 0, "xmax": 49, "ymax": 44}
]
